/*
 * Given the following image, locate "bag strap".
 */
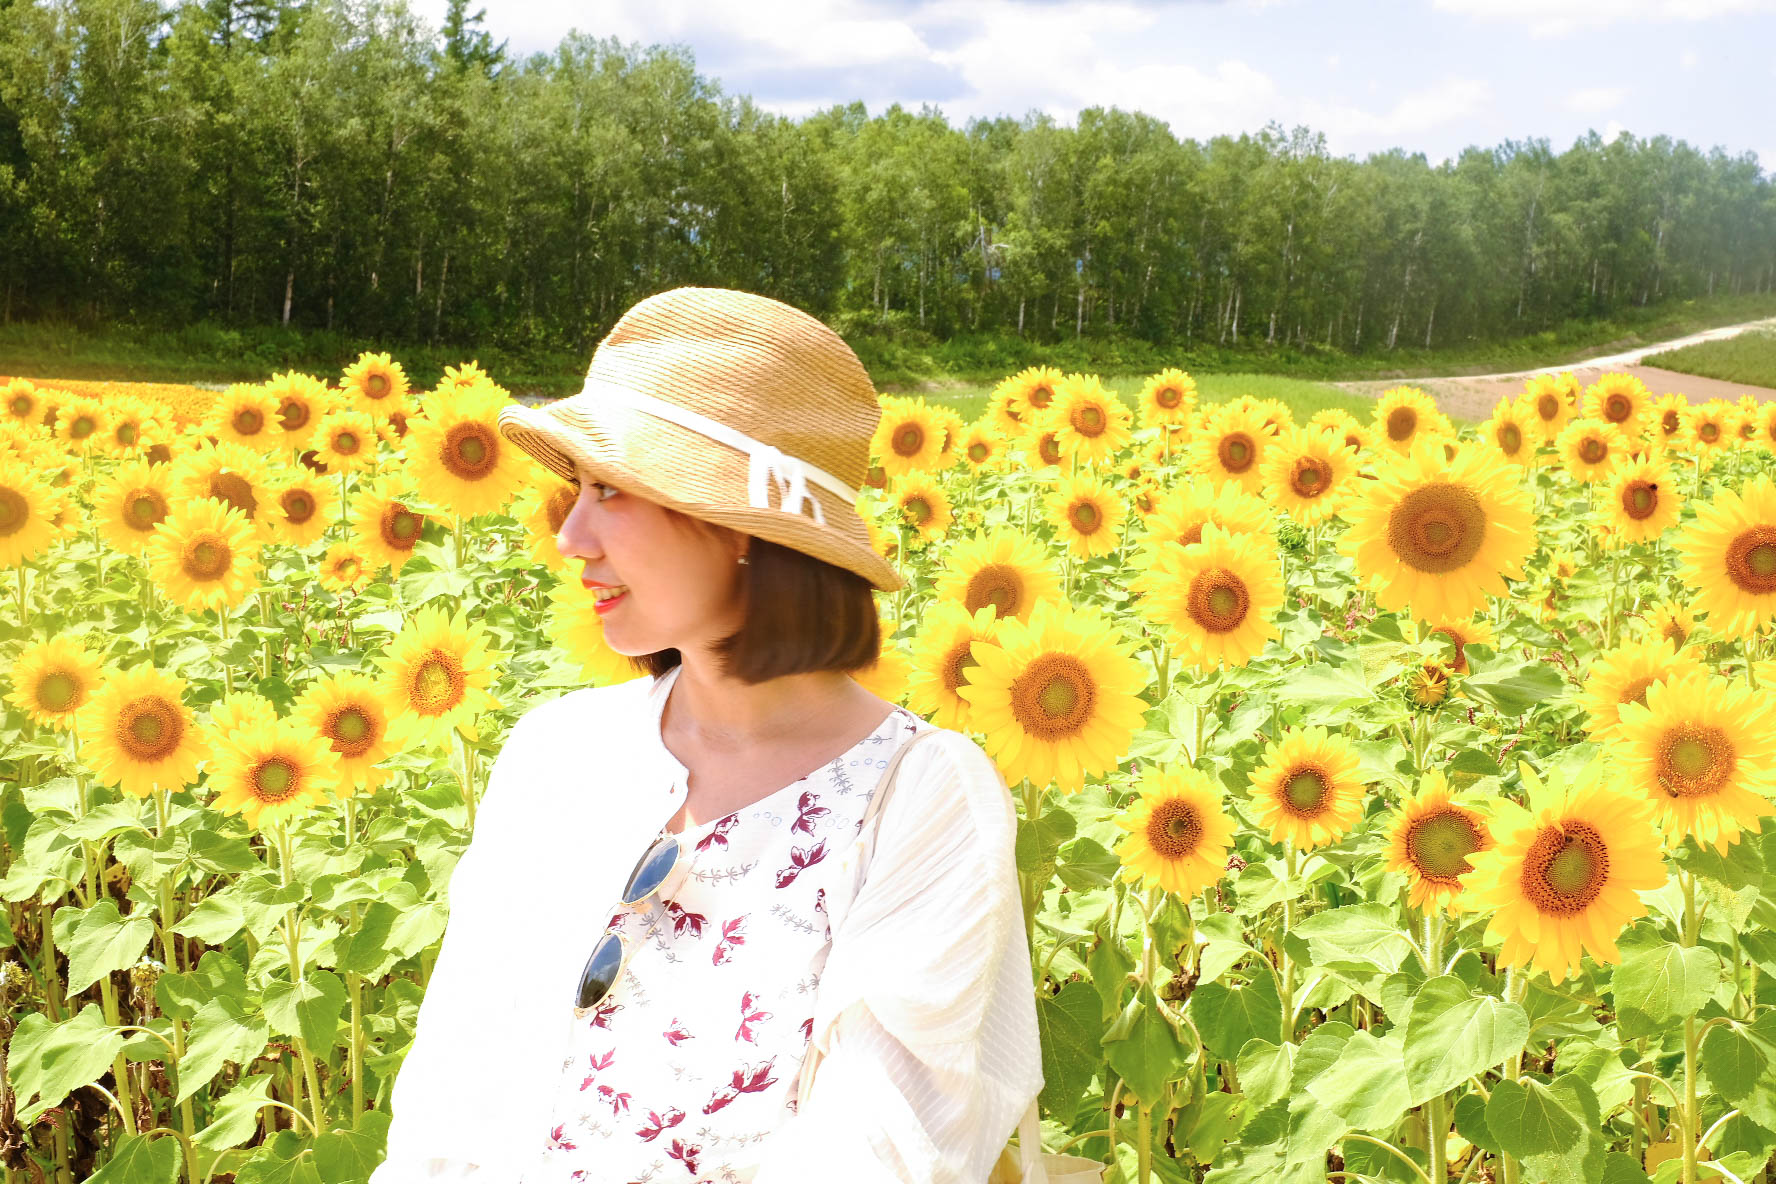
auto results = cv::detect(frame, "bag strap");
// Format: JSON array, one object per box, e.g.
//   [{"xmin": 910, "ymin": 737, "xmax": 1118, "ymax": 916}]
[{"xmin": 794, "ymin": 726, "xmax": 943, "ymax": 1111}]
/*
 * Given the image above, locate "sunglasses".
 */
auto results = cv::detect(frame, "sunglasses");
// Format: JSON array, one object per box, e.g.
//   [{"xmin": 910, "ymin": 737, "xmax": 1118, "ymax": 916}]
[{"xmin": 572, "ymin": 831, "xmax": 691, "ymax": 1018}]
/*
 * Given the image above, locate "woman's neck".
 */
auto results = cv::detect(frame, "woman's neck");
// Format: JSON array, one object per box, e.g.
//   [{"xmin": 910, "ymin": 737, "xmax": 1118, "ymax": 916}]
[{"xmin": 664, "ymin": 658, "xmax": 862, "ymax": 752}]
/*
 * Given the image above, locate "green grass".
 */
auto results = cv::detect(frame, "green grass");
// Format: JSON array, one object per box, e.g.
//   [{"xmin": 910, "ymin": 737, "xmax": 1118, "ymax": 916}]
[
  {"xmin": 1643, "ymin": 328, "xmax": 1776, "ymax": 389},
  {"xmin": 916, "ymin": 372, "xmax": 1379, "ymax": 430}
]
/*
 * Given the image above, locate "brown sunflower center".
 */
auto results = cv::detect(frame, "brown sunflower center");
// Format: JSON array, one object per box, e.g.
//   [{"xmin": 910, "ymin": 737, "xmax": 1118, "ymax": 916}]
[
  {"xmin": 1218, "ymin": 432, "xmax": 1256, "ymax": 473},
  {"xmin": 281, "ymin": 488, "xmax": 317, "ymax": 525},
  {"xmin": 1028, "ymin": 385, "xmax": 1054, "ymax": 411},
  {"xmin": 1291, "ymin": 456, "xmax": 1332, "ymax": 497},
  {"xmin": 1658, "ymin": 724, "xmax": 1733, "ymax": 797},
  {"xmin": 1156, "ymin": 386, "xmax": 1182, "ymax": 409},
  {"xmin": 1185, "ymin": 568, "xmax": 1250, "ymax": 634},
  {"xmin": 332, "ymin": 555, "xmax": 362, "ymax": 582},
  {"xmin": 411, "ymin": 653, "xmax": 466, "ymax": 715},
  {"xmin": 181, "ymin": 535, "xmax": 232, "ymax": 582},
  {"xmin": 334, "ymin": 430, "xmax": 361, "ymax": 455},
  {"xmin": 1430, "ymin": 627, "xmax": 1470, "ymax": 674},
  {"xmin": 380, "ymin": 503, "xmax": 423, "ymax": 551},
  {"xmin": 967, "ymin": 441, "xmax": 990, "ymax": 463},
  {"xmin": 1176, "ymin": 524, "xmax": 1205, "ymax": 548},
  {"xmin": 115, "ymin": 422, "xmax": 139, "ymax": 446},
  {"xmin": 1386, "ymin": 483, "xmax": 1487, "ymax": 573},
  {"xmin": 1536, "ymin": 394, "xmax": 1561, "ymax": 422},
  {"xmin": 1038, "ymin": 433, "xmax": 1062, "ymax": 465},
  {"xmin": 1386, "ymin": 407, "xmax": 1418, "ymax": 441},
  {"xmin": 6, "ymin": 394, "xmax": 29, "ymax": 417},
  {"xmin": 1700, "ymin": 421, "xmax": 1720, "ymax": 443},
  {"xmin": 1344, "ymin": 432, "xmax": 1362, "ymax": 452},
  {"xmin": 1579, "ymin": 437, "xmax": 1607, "ymax": 465},
  {"xmin": 279, "ymin": 398, "xmax": 311, "ymax": 431},
  {"xmin": 1603, "ymin": 394, "xmax": 1632, "ymax": 423},
  {"xmin": 1072, "ymin": 405, "xmax": 1106, "ymax": 436},
  {"xmin": 1406, "ymin": 808, "xmax": 1483, "ymax": 883},
  {"xmin": 252, "ymin": 756, "xmax": 300, "ymax": 802},
  {"xmin": 1725, "ymin": 528, "xmax": 1776, "ymax": 594},
  {"xmin": 892, "ymin": 423, "xmax": 925, "ymax": 457},
  {"xmin": 1662, "ymin": 618, "xmax": 1689, "ymax": 648},
  {"xmin": 444, "ymin": 422, "xmax": 498, "ymax": 479},
  {"xmin": 1662, "ymin": 410, "xmax": 1680, "ymax": 435},
  {"xmin": 902, "ymin": 496, "xmax": 932, "ymax": 526},
  {"xmin": 1496, "ymin": 423, "xmax": 1523, "ymax": 454},
  {"xmin": 545, "ymin": 485, "xmax": 577, "ymax": 532},
  {"xmin": 1618, "ymin": 675, "xmax": 1655, "ymax": 711},
  {"xmin": 1069, "ymin": 500, "xmax": 1102, "ymax": 534},
  {"xmin": 943, "ymin": 640, "xmax": 979, "ymax": 694},
  {"xmin": 1145, "ymin": 799, "xmax": 1204, "ymax": 858},
  {"xmin": 326, "ymin": 704, "xmax": 377, "ymax": 757},
  {"xmin": 1622, "ymin": 480, "xmax": 1659, "ymax": 520},
  {"xmin": 366, "ymin": 372, "xmax": 390, "ymax": 399},
  {"xmin": 1008, "ymin": 652, "xmax": 1095, "ymax": 740},
  {"xmin": 1281, "ymin": 766, "xmax": 1331, "ymax": 815},
  {"xmin": 117, "ymin": 696, "xmax": 183, "ymax": 761},
  {"xmin": 208, "ymin": 473, "xmax": 258, "ymax": 519},
  {"xmin": 36, "ymin": 670, "xmax": 81, "ymax": 714},
  {"xmin": 70, "ymin": 414, "xmax": 96, "ymax": 439},
  {"xmin": 1521, "ymin": 823, "xmax": 1608, "ymax": 915},
  {"xmin": 0, "ymin": 488, "xmax": 27, "ymax": 537},
  {"xmin": 965, "ymin": 564, "xmax": 1023, "ymax": 619},
  {"xmin": 233, "ymin": 408, "xmax": 264, "ymax": 435}
]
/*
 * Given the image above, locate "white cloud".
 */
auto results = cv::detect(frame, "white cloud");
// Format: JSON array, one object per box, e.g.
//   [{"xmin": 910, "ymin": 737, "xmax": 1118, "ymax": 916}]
[
  {"xmin": 1431, "ymin": 0, "xmax": 1776, "ymax": 36},
  {"xmin": 1680, "ymin": 48, "xmax": 1701, "ymax": 66},
  {"xmin": 1567, "ymin": 86, "xmax": 1628, "ymax": 113},
  {"xmin": 1302, "ymin": 78, "xmax": 1494, "ymax": 145}
]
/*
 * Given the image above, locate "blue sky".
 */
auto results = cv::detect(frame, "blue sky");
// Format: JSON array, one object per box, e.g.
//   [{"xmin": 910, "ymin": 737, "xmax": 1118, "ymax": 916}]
[{"xmin": 415, "ymin": 0, "xmax": 1776, "ymax": 172}]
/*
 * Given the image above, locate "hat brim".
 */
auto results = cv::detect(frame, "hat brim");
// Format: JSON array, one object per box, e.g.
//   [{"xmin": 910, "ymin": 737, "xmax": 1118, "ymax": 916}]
[{"xmin": 498, "ymin": 399, "xmax": 904, "ymax": 594}]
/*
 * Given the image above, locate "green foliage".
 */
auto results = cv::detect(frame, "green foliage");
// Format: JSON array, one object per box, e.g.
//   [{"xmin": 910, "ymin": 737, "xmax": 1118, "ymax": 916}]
[{"xmin": 1645, "ymin": 328, "xmax": 1776, "ymax": 389}]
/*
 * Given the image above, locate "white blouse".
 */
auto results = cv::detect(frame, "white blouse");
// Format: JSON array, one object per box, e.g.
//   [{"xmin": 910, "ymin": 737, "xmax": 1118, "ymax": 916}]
[{"xmin": 369, "ymin": 664, "xmax": 1044, "ymax": 1184}]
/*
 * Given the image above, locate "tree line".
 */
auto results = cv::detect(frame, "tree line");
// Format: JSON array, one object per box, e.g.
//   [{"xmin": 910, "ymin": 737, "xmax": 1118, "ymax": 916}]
[{"xmin": 2, "ymin": 0, "xmax": 1773, "ymax": 362}]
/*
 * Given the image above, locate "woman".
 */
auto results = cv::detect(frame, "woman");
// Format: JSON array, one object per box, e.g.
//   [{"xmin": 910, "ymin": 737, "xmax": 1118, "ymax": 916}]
[{"xmin": 370, "ymin": 287, "xmax": 1043, "ymax": 1183}]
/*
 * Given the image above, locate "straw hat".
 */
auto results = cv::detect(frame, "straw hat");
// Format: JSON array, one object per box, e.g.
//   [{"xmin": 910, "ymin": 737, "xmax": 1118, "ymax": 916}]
[{"xmin": 497, "ymin": 287, "xmax": 900, "ymax": 592}]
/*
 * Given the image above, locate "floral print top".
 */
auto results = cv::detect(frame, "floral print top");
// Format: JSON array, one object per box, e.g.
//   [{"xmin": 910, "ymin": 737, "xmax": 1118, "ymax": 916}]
[{"xmin": 524, "ymin": 704, "xmax": 930, "ymax": 1184}]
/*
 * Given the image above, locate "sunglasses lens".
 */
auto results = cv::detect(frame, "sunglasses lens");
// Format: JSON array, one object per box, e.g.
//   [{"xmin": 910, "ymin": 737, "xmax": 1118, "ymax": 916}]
[
  {"xmin": 576, "ymin": 932, "xmax": 625, "ymax": 1011},
  {"xmin": 622, "ymin": 836, "xmax": 680, "ymax": 904}
]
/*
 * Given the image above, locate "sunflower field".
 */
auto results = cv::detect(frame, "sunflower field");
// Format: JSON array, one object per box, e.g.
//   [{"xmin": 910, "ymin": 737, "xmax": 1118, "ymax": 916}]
[{"xmin": 3, "ymin": 358, "xmax": 1776, "ymax": 1184}]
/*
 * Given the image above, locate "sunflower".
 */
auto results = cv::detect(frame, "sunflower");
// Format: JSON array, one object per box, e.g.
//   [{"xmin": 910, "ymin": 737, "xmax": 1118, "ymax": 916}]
[
  {"xmin": 1130, "ymin": 481, "xmax": 1162, "ymax": 520},
  {"xmin": 0, "ymin": 459, "xmax": 57, "ymax": 568},
  {"xmin": 1372, "ymin": 386, "xmax": 1449, "ymax": 456},
  {"xmin": 1460, "ymin": 757, "xmax": 1666, "ymax": 984},
  {"xmin": 146, "ymin": 499, "xmax": 263, "ymax": 614},
  {"xmin": 871, "ymin": 396, "xmax": 947, "ymax": 478},
  {"xmin": 1408, "ymin": 663, "xmax": 1452, "ymax": 707},
  {"xmin": 208, "ymin": 717, "xmax": 339, "ymax": 829},
  {"xmin": 517, "ymin": 480, "xmax": 580, "ymax": 567},
  {"xmin": 270, "ymin": 471, "xmax": 338, "ymax": 548},
  {"xmin": 1760, "ymin": 403, "xmax": 1776, "ymax": 453},
  {"xmin": 262, "ymin": 371, "xmax": 330, "ymax": 448},
  {"xmin": 1675, "ymin": 474, "xmax": 1776, "ymax": 640},
  {"xmin": 52, "ymin": 395, "xmax": 107, "ymax": 452},
  {"xmin": 957, "ymin": 421, "xmax": 1002, "ymax": 472},
  {"xmin": 1737, "ymin": 406, "xmax": 1763, "ymax": 445},
  {"xmin": 377, "ymin": 606, "xmax": 500, "ymax": 750},
  {"xmin": 1420, "ymin": 615, "xmax": 1496, "ymax": 677},
  {"xmin": 1024, "ymin": 425, "xmax": 1067, "ymax": 474},
  {"xmin": 891, "ymin": 473, "xmax": 954, "ymax": 544},
  {"xmin": 295, "ymin": 672, "xmax": 395, "ymax": 795},
  {"xmin": 202, "ymin": 694, "xmax": 278, "ymax": 756},
  {"xmin": 1555, "ymin": 418, "xmax": 1630, "ymax": 484},
  {"xmin": 544, "ymin": 577, "xmax": 639, "ymax": 686},
  {"xmin": 76, "ymin": 665, "xmax": 205, "ymax": 797},
  {"xmin": 1043, "ymin": 373, "xmax": 1132, "ymax": 466},
  {"xmin": 906, "ymin": 602, "xmax": 1005, "ymax": 732},
  {"xmin": 1138, "ymin": 369, "xmax": 1198, "ymax": 431},
  {"xmin": 1339, "ymin": 442, "xmax": 1536, "ymax": 623},
  {"xmin": 1638, "ymin": 599, "xmax": 1698, "ymax": 651},
  {"xmin": 4, "ymin": 636, "xmax": 104, "ymax": 730},
  {"xmin": 1112, "ymin": 764, "xmax": 1236, "ymax": 898},
  {"xmin": 1648, "ymin": 393, "xmax": 1690, "ymax": 449},
  {"xmin": 1581, "ymin": 373, "xmax": 1650, "ymax": 437},
  {"xmin": 1133, "ymin": 524, "xmax": 1282, "ymax": 671},
  {"xmin": 1189, "ymin": 402, "xmax": 1273, "ymax": 494},
  {"xmin": 91, "ymin": 460, "xmax": 173, "ymax": 556},
  {"xmin": 101, "ymin": 397, "xmax": 160, "ymax": 459},
  {"xmin": 1479, "ymin": 399, "xmax": 1536, "ymax": 468},
  {"xmin": 956, "ymin": 600, "xmax": 1149, "ymax": 793},
  {"xmin": 170, "ymin": 440, "xmax": 276, "ymax": 536},
  {"xmin": 1609, "ymin": 670, "xmax": 1776, "ymax": 854},
  {"xmin": 313, "ymin": 408, "xmax": 378, "ymax": 474},
  {"xmin": 1602, "ymin": 453, "xmax": 1682, "ymax": 544},
  {"xmin": 1247, "ymin": 726, "xmax": 1366, "ymax": 850},
  {"xmin": 1005, "ymin": 365, "xmax": 1065, "ymax": 424},
  {"xmin": 1574, "ymin": 638, "xmax": 1705, "ymax": 745},
  {"xmin": 1307, "ymin": 409, "xmax": 1374, "ymax": 459},
  {"xmin": 1046, "ymin": 473, "xmax": 1125, "ymax": 559},
  {"xmin": 352, "ymin": 474, "xmax": 430, "ymax": 576},
  {"xmin": 1517, "ymin": 373, "xmax": 1578, "ymax": 443},
  {"xmin": 207, "ymin": 383, "xmax": 280, "ymax": 449},
  {"xmin": 1685, "ymin": 401, "xmax": 1734, "ymax": 463},
  {"xmin": 402, "ymin": 383, "xmax": 524, "ymax": 519},
  {"xmin": 1384, "ymin": 771, "xmax": 1494, "ymax": 913},
  {"xmin": 984, "ymin": 377, "xmax": 1029, "ymax": 441},
  {"xmin": 933, "ymin": 528, "xmax": 1063, "ymax": 623},
  {"xmin": 1132, "ymin": 480, "xmax": 1274, "ymax": 574},
  {"xmin": 3, "ymin": 378, "xmax": 38, "ymax": 425},
  {"xmin": 1259, "ymin": 427, "xmax": 1358, "ymax": 525},
  {"xmin": 852, "ymin": 608, "xmax": 912, "ymax": 705},
  {"xmin": 927, "ymin": 403, "xmax": 966, "ymax": 473},
  {"xmin": 316, "ymin": 541, "xmax": 372, "ymax": 594},
  {"xmin": 341, "ymin": 351, "xmax": 411, "ymax": 417}
]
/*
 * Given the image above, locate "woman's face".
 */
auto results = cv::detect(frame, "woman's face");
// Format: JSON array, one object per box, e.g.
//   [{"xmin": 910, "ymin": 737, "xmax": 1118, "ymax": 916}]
[{"xmin": 555, "ymin": 464, "xmax": 748, "ymax": 657}]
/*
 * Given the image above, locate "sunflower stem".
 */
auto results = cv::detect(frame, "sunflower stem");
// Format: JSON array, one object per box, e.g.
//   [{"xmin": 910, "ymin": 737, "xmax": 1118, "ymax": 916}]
[
  {"xmin": 218, "ymin": 608, "xmax": 234, "ymax": 698},
  {"xmin": 154, "ymin": 789, "xmax": 198, "ymax": 1177},
  {"xmin": 345, "ymin": 799, "xmax": 365, "ymax": 1117},
  {"xmin": 454, "ymin": 727, "xmax": 480, "ymax": 832},
  {"xmin": 274, "ymin": 822, "xmax": 329, "ymax": 1136},
  {"xmin": 1680, "ymin": 869, "xmax": 1701, "ymax": 1184},
  {"xmin": 1135, "ymin": 1099, "xmax": 1154, "ymax": 1184},
  {"xmin": 1500, "ymin": 964, "xmax": 1523, "ymax": 1184},
  {"xmin": 1279, "ymin": 845, "xmax": 1299, "ymax": 1040},
  {"xmin": 14, "ymin": 562, "xmax": 27, "ymax": 627}
]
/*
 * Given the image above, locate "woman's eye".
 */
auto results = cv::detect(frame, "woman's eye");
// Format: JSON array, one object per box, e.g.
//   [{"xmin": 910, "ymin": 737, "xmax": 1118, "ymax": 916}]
[{"xmin": 591, "ymin": 482, "xmax": 619, "ymax": 502}]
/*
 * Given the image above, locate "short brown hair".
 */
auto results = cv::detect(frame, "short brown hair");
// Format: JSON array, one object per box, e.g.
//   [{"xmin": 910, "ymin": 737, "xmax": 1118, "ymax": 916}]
[{"xmin": 626, "ymin": 526, "xmax": 881, "ymax": 685}]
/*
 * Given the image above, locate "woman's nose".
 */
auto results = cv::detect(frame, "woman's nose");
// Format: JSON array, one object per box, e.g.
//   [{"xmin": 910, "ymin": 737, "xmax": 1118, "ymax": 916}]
[{"xmin": 555, "ymin": 489, "xmax": 600, "ymax": 561}]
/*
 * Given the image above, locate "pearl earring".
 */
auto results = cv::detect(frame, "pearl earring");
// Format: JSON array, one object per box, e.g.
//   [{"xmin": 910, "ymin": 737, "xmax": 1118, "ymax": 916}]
[{"xmin": 737, "ymin": 554, "xmax": 750, "ymax": 565}]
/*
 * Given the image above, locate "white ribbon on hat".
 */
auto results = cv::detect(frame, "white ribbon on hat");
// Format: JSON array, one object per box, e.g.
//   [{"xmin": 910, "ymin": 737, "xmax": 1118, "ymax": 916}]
[{"xmin": 582, "ymin": 379, "xmax": 856, "ymax": 525}]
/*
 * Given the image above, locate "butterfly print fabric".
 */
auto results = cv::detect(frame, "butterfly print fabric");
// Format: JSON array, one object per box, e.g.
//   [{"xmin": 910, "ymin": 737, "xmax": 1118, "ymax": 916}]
[{"xmin": 525, "ymin": 706, "xmax": 929, "ymax": 1184}]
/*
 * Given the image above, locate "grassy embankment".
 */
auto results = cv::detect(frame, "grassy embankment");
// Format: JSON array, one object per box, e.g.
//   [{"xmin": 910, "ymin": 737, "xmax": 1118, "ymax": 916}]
[{"xmin": 1643, "ymin": 328, "xmax": 1776, "ymax": 389}]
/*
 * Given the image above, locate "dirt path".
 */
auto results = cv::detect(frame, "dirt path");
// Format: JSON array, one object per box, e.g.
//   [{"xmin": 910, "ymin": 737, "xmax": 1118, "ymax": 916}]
[{"xmin": 1335, "ymin": 317, "xmax": 1776, "ymax": 422}]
